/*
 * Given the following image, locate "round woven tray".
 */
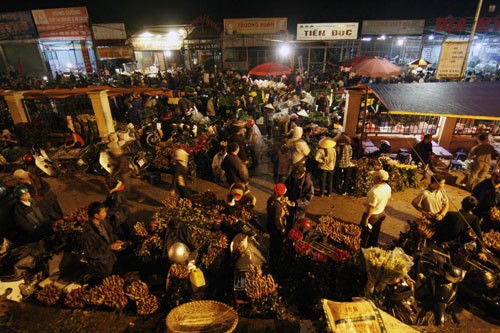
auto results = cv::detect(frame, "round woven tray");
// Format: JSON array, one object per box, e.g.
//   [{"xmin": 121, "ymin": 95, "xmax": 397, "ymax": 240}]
[{"xmin": 166, "ymin": 300, "xmax": 238, "ymax": 333}]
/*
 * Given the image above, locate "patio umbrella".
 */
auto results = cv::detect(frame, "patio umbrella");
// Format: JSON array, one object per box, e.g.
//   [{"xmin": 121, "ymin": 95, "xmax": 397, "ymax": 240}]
[
  {"xmin": 351, "ymin": 58, "xmax": 402, "ymax": 78},
  {"xmin": 248, "ymin": 62, "xmax": 292, "ymax": 76},
  {"xmin": 409, "ymin": 59, "xmax": 431, "ymax": 67},
  {"xmin": 342, "ymin": 56, "xmax": 373, "ymax": 68}
]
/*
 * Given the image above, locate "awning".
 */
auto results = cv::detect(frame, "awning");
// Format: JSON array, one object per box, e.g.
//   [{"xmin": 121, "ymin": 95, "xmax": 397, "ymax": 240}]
[
  {"xmin": 1, "ymin": 87, "xmax": 185, "ymax": 99},
  {"xmin": 369, "ymin": 82, "xmax": 500, "ymax": 120}
]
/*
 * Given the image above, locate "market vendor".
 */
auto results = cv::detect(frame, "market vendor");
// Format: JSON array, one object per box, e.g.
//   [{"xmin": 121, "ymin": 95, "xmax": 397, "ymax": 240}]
[
  {"xmin": 211, "ymin": 141, "xmax": 227, "ymax": 185},
  {"xmin": 1, "ymin": 129, "xmax": 18, "ymax": 150},
  {"xmin": 229, "ymin": 120, "xmax": 249, "ymax": 165},
  {"xmin": 64, "ymin": 128, "xmax": 85, "ymax": 149},
  {"xmin": 13, "ymin": 186, "xmax": 56, "ymax": 245},
  {"xmin": 285, "ymin": 164, "xmax": 314, "ymax": 231},
  {"xmin": 360, "ymin": 170, "xmax": 392, "ymax": 248},
  {"xmin": 411, "ymin": 176, "xmax": 449, "ymax": 223},
  {"xmin": 432, "ymin": 196, "xmax": 485, "ymax": 254},
  {"xmin": 82, "ymin": 202, "xmax": 124, "ymax": 280},
  {"xmin": 171, "ymin": 148, "xmax": 192, "ymax": 199},
  {"xmin": 267, "ymin": 183, "xmax": 294, "ymax": 262},
  {"xmin": 412, "ymin": 134, "xmax": 433, "ymax": 168},
  {"xmin": 13, "ymin": 169, "xmax": 63, "ymax": 219},
  {"xmin": 226, "ymin": 182, "xmax": 256, "ymax": 212}
]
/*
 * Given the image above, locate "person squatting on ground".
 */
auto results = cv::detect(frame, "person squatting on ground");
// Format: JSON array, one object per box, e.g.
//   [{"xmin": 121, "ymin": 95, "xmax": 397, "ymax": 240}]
[
  {"xmin": 314, "ymin": 137, "xmax": 336, "ymax": 197},
  {"xmin": 285, "ymin": 164, "xmax": 314, "ymax": 232},
  {"xmin": 82, "ymin": 202, "xmax": 124, "ymax": 281},
  {"xmin": 360, "ymin": 170, "xmax": 392, "ymax": 248},
  {"xmin": 412, "ymin": 177, "xmax": 449, "ymax": 224},
  {"xmin": 13, "ymin": 169, "xmax": 63, "ymax": 219}
]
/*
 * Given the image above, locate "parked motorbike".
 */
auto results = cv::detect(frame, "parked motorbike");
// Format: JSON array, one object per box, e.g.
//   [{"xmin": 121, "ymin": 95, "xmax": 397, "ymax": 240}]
[
  {"xmin": 98, "ymin": 146, "xmax": 151, "ymax": 178},
  {"xmin": 31, "ymin": 145, "xmax": 58, "ymax": 177},
  {"xmin": 141, "ymin": 117, "xmax": 163, "ymax": 148}
]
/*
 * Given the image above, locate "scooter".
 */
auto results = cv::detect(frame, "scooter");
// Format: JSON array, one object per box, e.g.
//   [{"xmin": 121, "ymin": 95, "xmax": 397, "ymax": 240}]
[
  {"xmin": 31, "ymin": 145, "xmax": 58, "ymax": 177},
  {"xmin": 98, "ymin": 147, "xmax": 151, "ymax": 178},
  {"xmin": 142, "ymin": 117, "xmax": 163, "ymax": 148}
]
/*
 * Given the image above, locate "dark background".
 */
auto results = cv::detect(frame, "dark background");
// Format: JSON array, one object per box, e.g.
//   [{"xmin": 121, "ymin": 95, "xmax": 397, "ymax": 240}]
[{"xmin": 1, "ymin": 0, "xmax": 493, "ymax": 31}]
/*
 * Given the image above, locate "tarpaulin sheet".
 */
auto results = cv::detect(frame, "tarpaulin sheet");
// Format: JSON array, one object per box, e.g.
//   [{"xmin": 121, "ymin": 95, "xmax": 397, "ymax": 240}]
[{"xmin": 369, "ymin": 82, "xmax": 500, "ymax": 120}]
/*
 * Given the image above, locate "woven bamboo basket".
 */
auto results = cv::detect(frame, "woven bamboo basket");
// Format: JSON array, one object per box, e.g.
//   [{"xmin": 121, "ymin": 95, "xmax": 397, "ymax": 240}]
[{"xmin": 166, "ymin": 300, "xmax": 238, "ymax": 333}]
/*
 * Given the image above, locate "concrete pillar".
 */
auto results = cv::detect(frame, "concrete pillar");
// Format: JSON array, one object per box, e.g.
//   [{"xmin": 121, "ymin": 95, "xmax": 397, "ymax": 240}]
[
  {"xmin": 3, "ymin": 91, "xmax": 29, "ymax": 124},
  {"xmin": 87, "ymin": 90, "xmax": 115, "ymax": 137},
  {"xmin": 343, "ymin": 91, "xmax": 362, "ymax": 137},
  {"xmin": 437, "ymin": 116, "xmax": 457, "ymax": 150}
]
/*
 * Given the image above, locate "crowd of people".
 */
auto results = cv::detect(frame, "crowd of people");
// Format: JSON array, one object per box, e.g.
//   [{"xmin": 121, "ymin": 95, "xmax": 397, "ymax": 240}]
[{"xmin": 0, "ymin": 65, "xmax": 498, "ymax": 287}]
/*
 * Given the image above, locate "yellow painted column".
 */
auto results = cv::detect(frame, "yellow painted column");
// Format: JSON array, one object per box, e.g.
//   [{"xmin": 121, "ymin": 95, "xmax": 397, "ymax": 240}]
[
  {"xmin": 3, "ymin": 91, "xmax": 29, "ymax": 124},
  {"xmin": 437, "ymin": 117, "xmax": 457, "ymax": 150},
  {"xmin": 87, "ymin": 90, "xmax": 115, "ymax": 137},
  {"xmin": 343, "ymin": 91, "xmax": 362, "ymax": 137}
]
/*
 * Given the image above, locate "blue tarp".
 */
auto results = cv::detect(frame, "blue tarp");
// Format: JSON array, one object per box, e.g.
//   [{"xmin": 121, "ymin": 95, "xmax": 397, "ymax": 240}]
[{"xmin": 369, "ymin": 82, "xmax": 500, "ymax": 120}]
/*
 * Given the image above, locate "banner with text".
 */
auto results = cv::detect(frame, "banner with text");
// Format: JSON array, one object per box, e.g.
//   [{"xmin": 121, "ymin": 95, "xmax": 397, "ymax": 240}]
[
  {"xmin": 361, "ymin": 20, "xmax": 425, "ymax": 35},
  {"xmin": 436, "ymin": 40, "xmax": 468, "ymax": 79},
  {"xmin": 92, "ymin": 23, "xmax": 127, "ymax": 40},
  {"xmin": 296, "ymin": 23, "xmax": 358, "ymax": 41},
  {"xmin": 32, "ymin": 7, "xmax": 91, "ymax": 40},
  {"xmin": 97, "ymin": 46, "xmax": 133, "ymax": 59},
  {"xmin": 224, "ymin": 18, "xmax": 287, "ymax": 35},
  {"xmin": 0, "ymin": 11, "xmax": 37, "ymax": 40}
]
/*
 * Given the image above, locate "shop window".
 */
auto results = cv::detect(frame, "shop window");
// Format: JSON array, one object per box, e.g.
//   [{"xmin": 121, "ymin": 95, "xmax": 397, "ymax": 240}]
[{"xmin": 454, "ymin": 119, "xmax": 500, "ymax": 136}]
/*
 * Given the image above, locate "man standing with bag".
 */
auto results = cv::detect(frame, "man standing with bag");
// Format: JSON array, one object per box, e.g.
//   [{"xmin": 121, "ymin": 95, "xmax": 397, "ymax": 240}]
[{"xmin": 360, "ymin": 170, "xmax": 391, "ymax": 248}]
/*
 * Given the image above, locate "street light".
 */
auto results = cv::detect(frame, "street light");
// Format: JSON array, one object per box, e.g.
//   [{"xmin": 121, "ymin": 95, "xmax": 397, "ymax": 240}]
[{"xmin": 279, "ymin": 44, "xmax": 291, "ymax": 57}]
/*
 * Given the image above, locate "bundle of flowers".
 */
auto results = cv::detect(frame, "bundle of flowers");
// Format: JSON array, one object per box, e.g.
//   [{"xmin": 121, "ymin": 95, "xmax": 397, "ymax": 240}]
[
  {"xmin": 53, "ymin": 206, "xmax": 88, "ymax": 235},
  {"xmin": 362, "ymin": 247, "xmax": 413, "ymax": 295},
  {"xmin": 251, "ymin": 80, "xmax": 287, "ymax": 91},
  {"xmin": 245, "ymin": 264, "xmax": 283, "ymax": 317},
  {"xmin": 483, "ymin": 229, "xmax": 500, "ymax": 252}
]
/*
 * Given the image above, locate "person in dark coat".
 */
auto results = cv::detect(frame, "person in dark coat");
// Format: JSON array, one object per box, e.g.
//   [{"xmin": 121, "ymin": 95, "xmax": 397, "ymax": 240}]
[
  {"xmin": 82, "ymin": 202, "xmax": 124, "ymax": 280},
  {"xmin": 104, "ymin": 177, "xmax": 130, "ymax": 240},
  {"xmin": 229, "ymin": 120, "xmax": 249, "ymax": 165},
  {"xmin": 127, "ymin": 94, "xmax": 143, "ymax": 128},
  {"xmin": 13, "ymin": 169, "xmax": 63, "ymax": 220},
  {"xmin": 267, "ymin": 183, "xmax": 293, "ymax": 262},
  {"xmin": 472, "ymin": 168, "xmax": 500, "ymax": 232},
  {"xmin": 13, "ymin": 186, "xmax": 56, "ymax": 245},
  {"xmin": 413, "ymin": 134, "xmax": 433, "ymax": 167},
  {"xmin": 285, "ymin": 164, "xmax": 314, "ymax": 231},
  {"xmin": 221, "ymin": 142, "xmax": 249, "ymax": 186}
]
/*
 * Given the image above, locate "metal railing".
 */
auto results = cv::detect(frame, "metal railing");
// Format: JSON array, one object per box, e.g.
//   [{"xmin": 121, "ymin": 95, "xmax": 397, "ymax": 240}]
[
  {"xmin": 454, "ymin": 118, "xmax": 500, "ymax": 136},
  {"xmin": 357, "ymin": 112, "xmax": 441, "ymax": 136}
]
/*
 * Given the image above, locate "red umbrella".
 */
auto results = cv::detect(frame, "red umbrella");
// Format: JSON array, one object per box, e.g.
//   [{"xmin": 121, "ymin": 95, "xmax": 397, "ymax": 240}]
[
  {"xmin": 342, "ymin": 56, "xmax": 373, "ymax": 68},
  {"xmin": 249, "ymin": 62, "xmax": 292, "ymax": 76},
  {"xmin": 351, "ymin": 58, "xmax": 402, "ymax": 78}
]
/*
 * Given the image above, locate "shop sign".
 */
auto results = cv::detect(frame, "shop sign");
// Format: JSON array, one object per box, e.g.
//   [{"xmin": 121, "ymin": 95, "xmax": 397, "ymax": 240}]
[
  {"xmin": 131, "ymin": 37, "xmax": 182, "ymax": 51},
  {"xmin": 361, "ymin": 20, "xmax": 425, "ymax": 35},
  {"xmin": 297, "ymin": 23, "xmax": 358, "ymax": 41},
  {"xmin": 436, "ymin": 40, "xmax": 468, "ymax": 79},
  {"xmin": 187, "ymin": 43, "xmax": 220, "ymax": 51},
  {"xmin": 92, "ymin": 23, "xmax": 127, "ymax": 40},
  {"xmin": 32, "ymin": 7, "xmax": 91, "ymax": 40},
  {"xmin": 0, "ymin": 11, "xmax": 37, "ymax": 40},
  {"xmin": 97, "ymin": 46, "xmax": 133, "ymax": 59},
  {"xmin": 435, "ymin": 16, "xmax": 500, "ymax": 33},
  {"xmin": 80, "ymin": 41, "xmax": 93, "ymax": 73},
  {"xmin": 224, "ymin": 18, "xmax": 287, "ymax": 35}
]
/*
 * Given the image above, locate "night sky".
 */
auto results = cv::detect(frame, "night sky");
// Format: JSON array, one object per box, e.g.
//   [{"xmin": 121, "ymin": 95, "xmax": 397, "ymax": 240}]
[{"xmin": 2, "ymin": 0, "xmax": 489, "ymax": 31}]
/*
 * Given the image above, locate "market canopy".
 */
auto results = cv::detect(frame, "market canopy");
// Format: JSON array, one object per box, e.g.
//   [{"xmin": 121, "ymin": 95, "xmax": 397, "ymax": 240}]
[
  {"xmin": 1, "ymin": 87, "xmax": 185, "ymax": 99},
  {"xmin": 249, "ymin": 62, "xmax": 292, "ymax": 76},
  {"xmin": 369, "ymin": 82, "xmax": 500, "ymax": 120}
]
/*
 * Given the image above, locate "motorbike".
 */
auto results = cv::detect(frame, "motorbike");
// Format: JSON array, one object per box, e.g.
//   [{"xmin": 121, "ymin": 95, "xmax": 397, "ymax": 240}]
[
  {"xmin": 98, "ymin": 145, "xmax": 151, "ymax": 178},
  {"xmin": 31, "ymin": 145, "xmax": 58, "ymax": 177},
  {"xmin": 141, "ymin": 117, "xmax": 163, "ymax": 148}
]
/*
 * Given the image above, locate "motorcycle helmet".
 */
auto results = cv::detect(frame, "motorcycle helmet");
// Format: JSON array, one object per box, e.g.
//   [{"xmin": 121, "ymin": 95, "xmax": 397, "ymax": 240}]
[
  {"xmin": 0, "ymin": 182, "xmax": 8, "ymax": 199},
  {"xmin": 14, "ymin": 186, "xmax": 30, "ymax": 198},
  {"xmin": 297, "ymin": 218, "xmax": 313, "ymax": 231},
  {"xmin": 443, "ymin": 263, "xmax": 464, "ymax": 283},
  {"xmin": 480, "ymin": 270, "xmax": 496, "ymax": 289},
  {"xmin": 168, "ymin": 242, "xmax": 190, "ymax": 264},
  {"xmin": 22, "ymin": 154, "xmax": 34, "ymax": 165}
]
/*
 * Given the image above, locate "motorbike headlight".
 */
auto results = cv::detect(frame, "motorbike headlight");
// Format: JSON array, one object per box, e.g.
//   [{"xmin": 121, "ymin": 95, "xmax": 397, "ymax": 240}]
[{"xmin": 444, "ymin": 264, "xmax": 464, "ymax": 283}]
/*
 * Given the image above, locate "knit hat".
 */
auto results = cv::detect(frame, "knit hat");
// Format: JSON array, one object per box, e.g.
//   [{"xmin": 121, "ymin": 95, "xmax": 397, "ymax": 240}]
[
  {"xmin": 274, "ymin": 183, "xmax": 287, "ymax": 196},
  {"xmin": 230, "ymin": 183, "xmax": 246, "ymax": 200}
]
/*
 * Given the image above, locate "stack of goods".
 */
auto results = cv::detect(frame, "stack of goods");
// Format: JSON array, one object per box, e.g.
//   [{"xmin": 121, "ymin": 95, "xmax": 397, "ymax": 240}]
[
  {"xmin": 52, "ymin": 206, "xmax": 88, "ymax": 235},
  {"xmin": 35, "ymin": 283, "xmax": 62, "ymax": 306},
  {"xmin": 483, "ymin": 230, "xmax": 500, "ymax": 254},
  {"xmin": 244, "ymin": 265, "xmax": 282, "ymax": 317},
  {"xmin": 125, "ymin": 279, "xmax": 159, "ymax": 316},
  {"xmin": 289, "ymin": 216, "xmax": 360, "ymax": 263}
]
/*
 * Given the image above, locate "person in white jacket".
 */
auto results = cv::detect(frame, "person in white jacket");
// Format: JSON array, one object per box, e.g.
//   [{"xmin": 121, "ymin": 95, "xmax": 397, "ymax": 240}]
[
  {"xmin": 286, "ymin": 126, "xmax": 311, "ymax": 167},
  {"xmin": 315, "ymin": 137, "xmax": 337, "ymax": 197}
]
